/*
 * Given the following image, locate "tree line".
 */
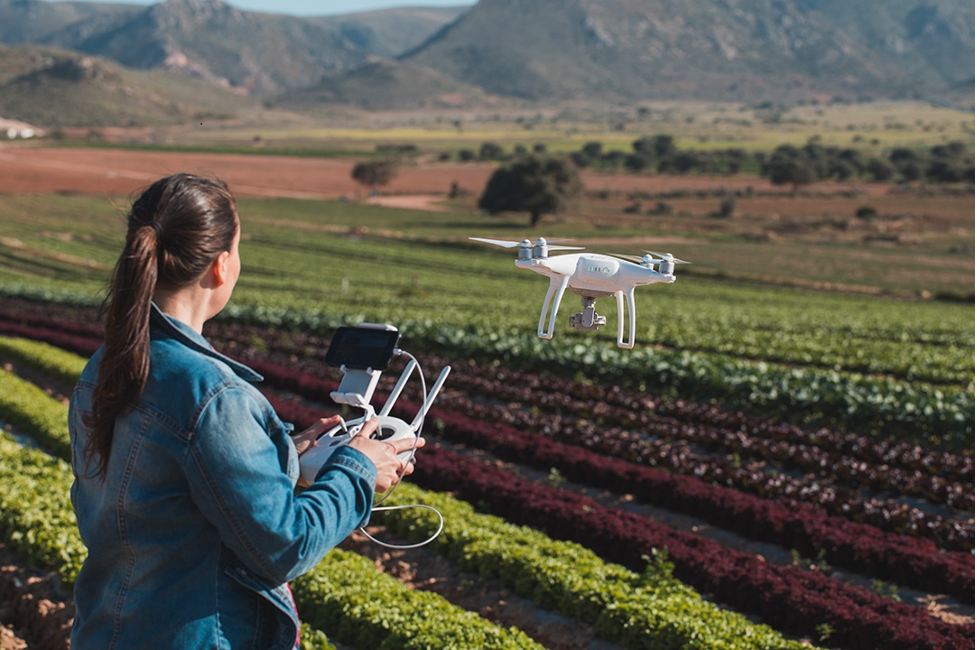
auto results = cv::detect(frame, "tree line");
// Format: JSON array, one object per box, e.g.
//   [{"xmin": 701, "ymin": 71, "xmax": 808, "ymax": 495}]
[
  {"xmin": 441, "ymin": 135, "xmax": 974, "ymax": 188},
  {"xmin": 352, "ymin": 136, "xmax": 973, "ymax": 227}
]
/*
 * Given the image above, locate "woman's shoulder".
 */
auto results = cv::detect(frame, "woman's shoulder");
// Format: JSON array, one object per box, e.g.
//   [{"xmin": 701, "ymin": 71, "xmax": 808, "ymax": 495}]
[{"xmin": 149, "ymin": 337, "xmax": 252, "ymax": 395}]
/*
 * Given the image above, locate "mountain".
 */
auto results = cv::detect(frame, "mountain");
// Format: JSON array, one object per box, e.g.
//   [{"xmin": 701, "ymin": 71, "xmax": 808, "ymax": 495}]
[
  {"xmin": 272, "ymin": 58, "xmax": 495, "ymax": 110},
  {"xmin": 0, "ymin": 0, "xmax": 142, "ymax": 44},
  {"xmin": 794, "ymin": 0, "xmax": 975, "ymax": 91},
  {"xmin": 0, "ymin": 0, "xmax": 467, "ymax": 95},
  {"xmin": 311, "ymin": 6, "xmax": 470, "ymax": 60},
  {"xmin": 1, "ymin": 0, "xmax": 971, "ymax": 111},
  {"xmin": 0, "ymin": 43, "xmax": 252, "ymax": 126},
  {"xmin": 401, "ymin": 0, "xmax": 974, "ymax": 103}
]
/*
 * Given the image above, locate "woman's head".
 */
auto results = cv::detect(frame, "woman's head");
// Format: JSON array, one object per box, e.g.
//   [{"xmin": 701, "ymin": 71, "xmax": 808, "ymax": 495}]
[
  {"xmin": 128, "ymin": 173, "xmax": 238, "ymax": 291},
  {"xmin": 85, "ymin": 173, "xmax": 239, "ymax": 478}
]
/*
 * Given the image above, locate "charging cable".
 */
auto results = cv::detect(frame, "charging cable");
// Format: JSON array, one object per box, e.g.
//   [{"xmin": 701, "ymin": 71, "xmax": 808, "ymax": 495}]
[{"xmin": 357, "ymin": 348, "xmax": 444, "ymax": 550}]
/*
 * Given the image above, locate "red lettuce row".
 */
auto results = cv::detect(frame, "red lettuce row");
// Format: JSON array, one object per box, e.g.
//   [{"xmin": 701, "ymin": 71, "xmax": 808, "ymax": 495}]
[
  {"xmin": 442, "ymin": 365, "xmax": 974, "ymax": 510},
  {"xmin": 423, "ymin": 404, "xmax": 975, "ymax": 602},
  {"xmin": 241, "ymin": 355, "xmax": 973, "ymax": 603},
  {"xmin": 428, "ymin": 352, "xmax": 975, "ymax": 483},
  {"xmin": 453, "ymin": 396, "xmax": 974, "ymax": 550},
  {"xmin": 268, "ymin": 394, "xmax": 974, "ymax": 650},
  {"xmin": 0, "ymin": 319, "xmax": 100, "ymax": 357}
]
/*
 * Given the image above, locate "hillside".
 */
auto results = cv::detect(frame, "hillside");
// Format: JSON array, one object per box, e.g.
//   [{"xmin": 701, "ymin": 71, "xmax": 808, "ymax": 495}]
[
  {"xmin": 272, "ymin": 59, "xmax": 496, "ymax": 110},
  {"xmin": 0, "ymin": 44, "xmax": 253, "ymax": 127},
  {"xmin": 402, "ymin": 0, "xmax": 974, "ymax": 103},
  {"xmin": 309, "ymin": 6, "xmax": 469, "ymax": 60},
  {"xmin": 0, "ymin": 0, "xmax": 467, "ymax": 96},
  {"xmin": 0, "ymin": 0, "xmax": 141, "ymax": 44}
]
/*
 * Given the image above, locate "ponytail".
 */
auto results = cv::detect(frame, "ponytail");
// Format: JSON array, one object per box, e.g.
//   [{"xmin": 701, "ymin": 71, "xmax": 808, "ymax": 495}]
[{"xmin": 84, "ymin": 174, "xmax": 237, "ymax": 479}]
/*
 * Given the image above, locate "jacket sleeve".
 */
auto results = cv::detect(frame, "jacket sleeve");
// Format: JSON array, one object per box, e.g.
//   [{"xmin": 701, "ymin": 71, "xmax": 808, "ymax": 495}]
[{"xmin": 183, "ymin": 385, "xmax": 376, "ymax": 585}]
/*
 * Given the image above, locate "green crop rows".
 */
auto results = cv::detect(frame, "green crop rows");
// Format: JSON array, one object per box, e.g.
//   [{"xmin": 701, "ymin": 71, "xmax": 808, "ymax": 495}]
[
  {"xmin": 0, "ymin": 364, "xmax": 73, "ymax": 460},
  {"xmin": 0, "ymin": 193, "xmax": 972, "ymax": 391},
  {"xmin": 3, "ymin": 278, "xmax": 972, "ymax": 450},
  {"xmin": 0, "ymin": 338, "xmax": 825, "ymax": 650},
  {"xmin": 376, "ymin": 484, "xmax": 813, "ymax": 650}
]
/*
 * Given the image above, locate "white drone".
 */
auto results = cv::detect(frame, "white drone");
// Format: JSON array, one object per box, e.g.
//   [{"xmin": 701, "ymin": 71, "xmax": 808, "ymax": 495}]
[{"xmin": 470, "ymin": 237, "xmax": 688, "ymax": 349}]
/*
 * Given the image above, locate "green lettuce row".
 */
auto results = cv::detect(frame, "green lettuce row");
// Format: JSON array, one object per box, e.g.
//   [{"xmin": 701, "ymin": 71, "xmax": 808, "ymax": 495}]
[
  {"xmin": 0, "ymin": 335, "xmax": 89, "ymax": 386},
  {"xmin": 0, "ymin": 368, "xmax": 72, "ymax": 459},
  {"xmin": 0, "ymin": 432, "xmax": 85, "ymax": 587},
  {"xmin": 375, "ymin": 483, "xmax": 816, "ymax": 650},
  {"xmin": 292, "ymin": 552, "xmax": 542, "ymax": 650},
  {"xmin": 0, "ymin": 365, "xmax": 545, "ymax": 650}
]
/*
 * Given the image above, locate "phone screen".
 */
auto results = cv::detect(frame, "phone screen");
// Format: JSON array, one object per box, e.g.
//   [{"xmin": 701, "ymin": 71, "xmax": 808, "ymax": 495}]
[{"xmin": 324, "ymin": 326, "xmax": 401, "ymax": 370}]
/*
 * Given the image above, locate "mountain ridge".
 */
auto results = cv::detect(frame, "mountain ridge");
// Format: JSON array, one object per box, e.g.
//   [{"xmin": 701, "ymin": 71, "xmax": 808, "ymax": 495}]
[{"xmin": 0, "ymin": 0, "xmax": 972, "ymax": 122}]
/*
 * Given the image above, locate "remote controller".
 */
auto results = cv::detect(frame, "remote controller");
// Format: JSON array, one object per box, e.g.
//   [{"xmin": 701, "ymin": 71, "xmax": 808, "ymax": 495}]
[
  {"xmin": 297, "ymin": 324, "xmax": 451, "ymax": 488},
  {"xmin": 298, "ymin": 414, "xmax": 419, "ymax": 485}
]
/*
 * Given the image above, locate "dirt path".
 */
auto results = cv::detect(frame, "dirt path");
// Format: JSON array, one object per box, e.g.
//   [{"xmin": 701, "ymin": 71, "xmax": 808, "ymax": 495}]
[
  {"xmin": 0, "ymin": 145, "xmax": 489, "ymax": 200},
  {"xmin": 0, "ymin": 144, "xmax": 882, "ymax": 202}
]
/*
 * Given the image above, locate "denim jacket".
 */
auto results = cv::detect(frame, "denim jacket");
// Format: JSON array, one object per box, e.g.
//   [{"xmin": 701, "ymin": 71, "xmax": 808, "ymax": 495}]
[{"xmin": 68, "ymin": 304, "xmax": 377, "ymax": 650}]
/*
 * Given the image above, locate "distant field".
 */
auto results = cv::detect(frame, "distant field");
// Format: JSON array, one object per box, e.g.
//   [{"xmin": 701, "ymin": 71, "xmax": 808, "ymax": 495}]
[
  {"xmin": 72, "ymin": 100, "xmax": 974, "ymax": 158},
  {"xmin": 0, "ymin": 143, "xmax": 972, "ymax": 301},
  {"xmin": 0, "ymin": 189, "xmax": 973, "ymax": 390}
]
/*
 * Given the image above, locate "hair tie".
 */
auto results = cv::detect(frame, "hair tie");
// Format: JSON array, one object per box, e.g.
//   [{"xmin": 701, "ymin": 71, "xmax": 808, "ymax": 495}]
[{"xmin": 149, "ymin": 221, "xmax": 163, "ymax": 239}]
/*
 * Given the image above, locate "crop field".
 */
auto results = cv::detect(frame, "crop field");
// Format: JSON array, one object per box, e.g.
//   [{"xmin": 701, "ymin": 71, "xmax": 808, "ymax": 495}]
[
  {"xmin": 72, "ymin": 100, "xmax": 974, "ymax": 155},
  {"xmin": 0, "ymin": 142, "xmax": 973, "ymax": 650}
]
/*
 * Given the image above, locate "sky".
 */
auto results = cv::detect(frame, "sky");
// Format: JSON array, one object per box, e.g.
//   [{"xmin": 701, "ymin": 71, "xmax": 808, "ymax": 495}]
[{"xmin": 47, "ymin": 0, "xmax": 476, "ymax": 16}]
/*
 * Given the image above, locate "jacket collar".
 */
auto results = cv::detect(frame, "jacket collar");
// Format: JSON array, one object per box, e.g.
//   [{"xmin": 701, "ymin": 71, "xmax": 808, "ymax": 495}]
[{"xmin": 150, "ymin": 302, "xmax": 264, "ymax": 383}]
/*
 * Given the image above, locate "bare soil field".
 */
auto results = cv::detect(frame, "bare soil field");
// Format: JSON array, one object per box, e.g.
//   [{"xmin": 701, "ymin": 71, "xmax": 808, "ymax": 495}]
[
  {"xmin": 0, "ymin": 144, "xmax": 887, "ymax": 201},
  {"xmin": 0, "ymin": 544, "xmax": 72, "ymax": 650}
]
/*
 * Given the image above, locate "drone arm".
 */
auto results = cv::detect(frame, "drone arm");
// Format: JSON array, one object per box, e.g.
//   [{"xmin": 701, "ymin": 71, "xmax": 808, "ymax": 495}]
[
  {"xmin": 538, "ymin": 274, "xmax": 570, "ymax": 340},
  {"xmin": 615, "ymin": 287, "xmax": 636, "ymax": 350}
]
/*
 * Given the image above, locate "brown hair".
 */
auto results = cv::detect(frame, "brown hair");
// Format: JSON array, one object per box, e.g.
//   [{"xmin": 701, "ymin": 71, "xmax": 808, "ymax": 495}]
[{"xmin": 84, "ymin": 173, "xmax": 238, "ymax": 479}]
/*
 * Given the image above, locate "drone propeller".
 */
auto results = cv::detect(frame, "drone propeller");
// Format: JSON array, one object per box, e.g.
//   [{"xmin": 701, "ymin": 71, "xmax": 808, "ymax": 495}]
[
  {"xmin": 469, "ymin": 237, "xmax": 525, "ymax": 248},
  {"xmin": 469, "ymin": 237, "xmax": 584, "ymax": 251},
  {"xmin": 645, "ymin": 251, "xmax": 691, "ymax": 264}
]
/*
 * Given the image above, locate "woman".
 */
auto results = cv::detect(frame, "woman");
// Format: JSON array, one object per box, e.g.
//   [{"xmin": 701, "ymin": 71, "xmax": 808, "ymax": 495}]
[{"xmin": 68, "ymin": 173, "xmax": 418, "ymax": 649}]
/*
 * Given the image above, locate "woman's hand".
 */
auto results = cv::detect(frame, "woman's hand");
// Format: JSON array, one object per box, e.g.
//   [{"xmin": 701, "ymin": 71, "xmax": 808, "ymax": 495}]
[
  {"xmin": 347, "ymin": 418, "xmax": 425, "ymax": 493},
  {"xmin": 292, "ymin": 415, "xmax": 344, "ymax": 457}
]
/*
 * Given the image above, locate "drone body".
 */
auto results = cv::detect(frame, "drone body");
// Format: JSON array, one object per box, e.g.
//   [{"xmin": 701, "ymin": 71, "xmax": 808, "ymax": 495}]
[{"xmin": 470, "ymin": 237, "xmax": 688, "ymax": 349}]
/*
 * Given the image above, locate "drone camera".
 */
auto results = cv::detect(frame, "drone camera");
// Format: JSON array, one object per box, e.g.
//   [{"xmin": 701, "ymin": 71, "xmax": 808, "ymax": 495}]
[{"xmin": 569, "ymin": 297, "xmax": 606, "ymax": 331}]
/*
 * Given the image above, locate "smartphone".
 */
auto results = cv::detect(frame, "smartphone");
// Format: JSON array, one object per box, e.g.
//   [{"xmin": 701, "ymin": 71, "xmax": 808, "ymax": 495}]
[{"xmin": 324, "ymin": 325, "xmax": 401, "ymax": 371}]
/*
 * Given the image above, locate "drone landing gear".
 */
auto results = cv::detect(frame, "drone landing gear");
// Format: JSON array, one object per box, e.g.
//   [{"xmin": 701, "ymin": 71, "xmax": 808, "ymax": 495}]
[
  {"xmin": 565, "ymin": 290, "xmax": 639, "ymax": 350},
  {"xmin": 537, "ymin": 280, "xmax": 636, "ymax": 350},
  {"xmin": 569, "ymin": 296, "xmax": 606, "ymax": 331}
]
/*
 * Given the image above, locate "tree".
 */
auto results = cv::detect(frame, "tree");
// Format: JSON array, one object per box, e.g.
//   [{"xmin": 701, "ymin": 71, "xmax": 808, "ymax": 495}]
[
  {"xmin": 866, "ymin": 158, "xmax": 895, "ymax": 182},
  {"xmin": 478, "ymin": 155, "xmax": 583, "ymax": 227},
  {"xmin": 766, "ymin": 145, "xmax": 815, "ymax": 192},
  {"xmin": 479, "ymin": 141, "xmax": 505, "ymax": 161},
  {"xmin": 351, "ymin": 160, "xmax": 397, "ymax": 193},
  {"xmin": 633, "ymin": 134, "xmax": 675, "ymax": 158},
  {"xmin": 581, "ymin": 141, "xmax": 603, "ymax": 159}
]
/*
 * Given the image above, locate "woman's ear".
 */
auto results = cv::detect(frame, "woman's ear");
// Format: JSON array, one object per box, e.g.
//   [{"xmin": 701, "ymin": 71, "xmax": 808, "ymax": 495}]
[{"xmin": 211, "ymin": 250, "xmax": 231, "ymax": 286}]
